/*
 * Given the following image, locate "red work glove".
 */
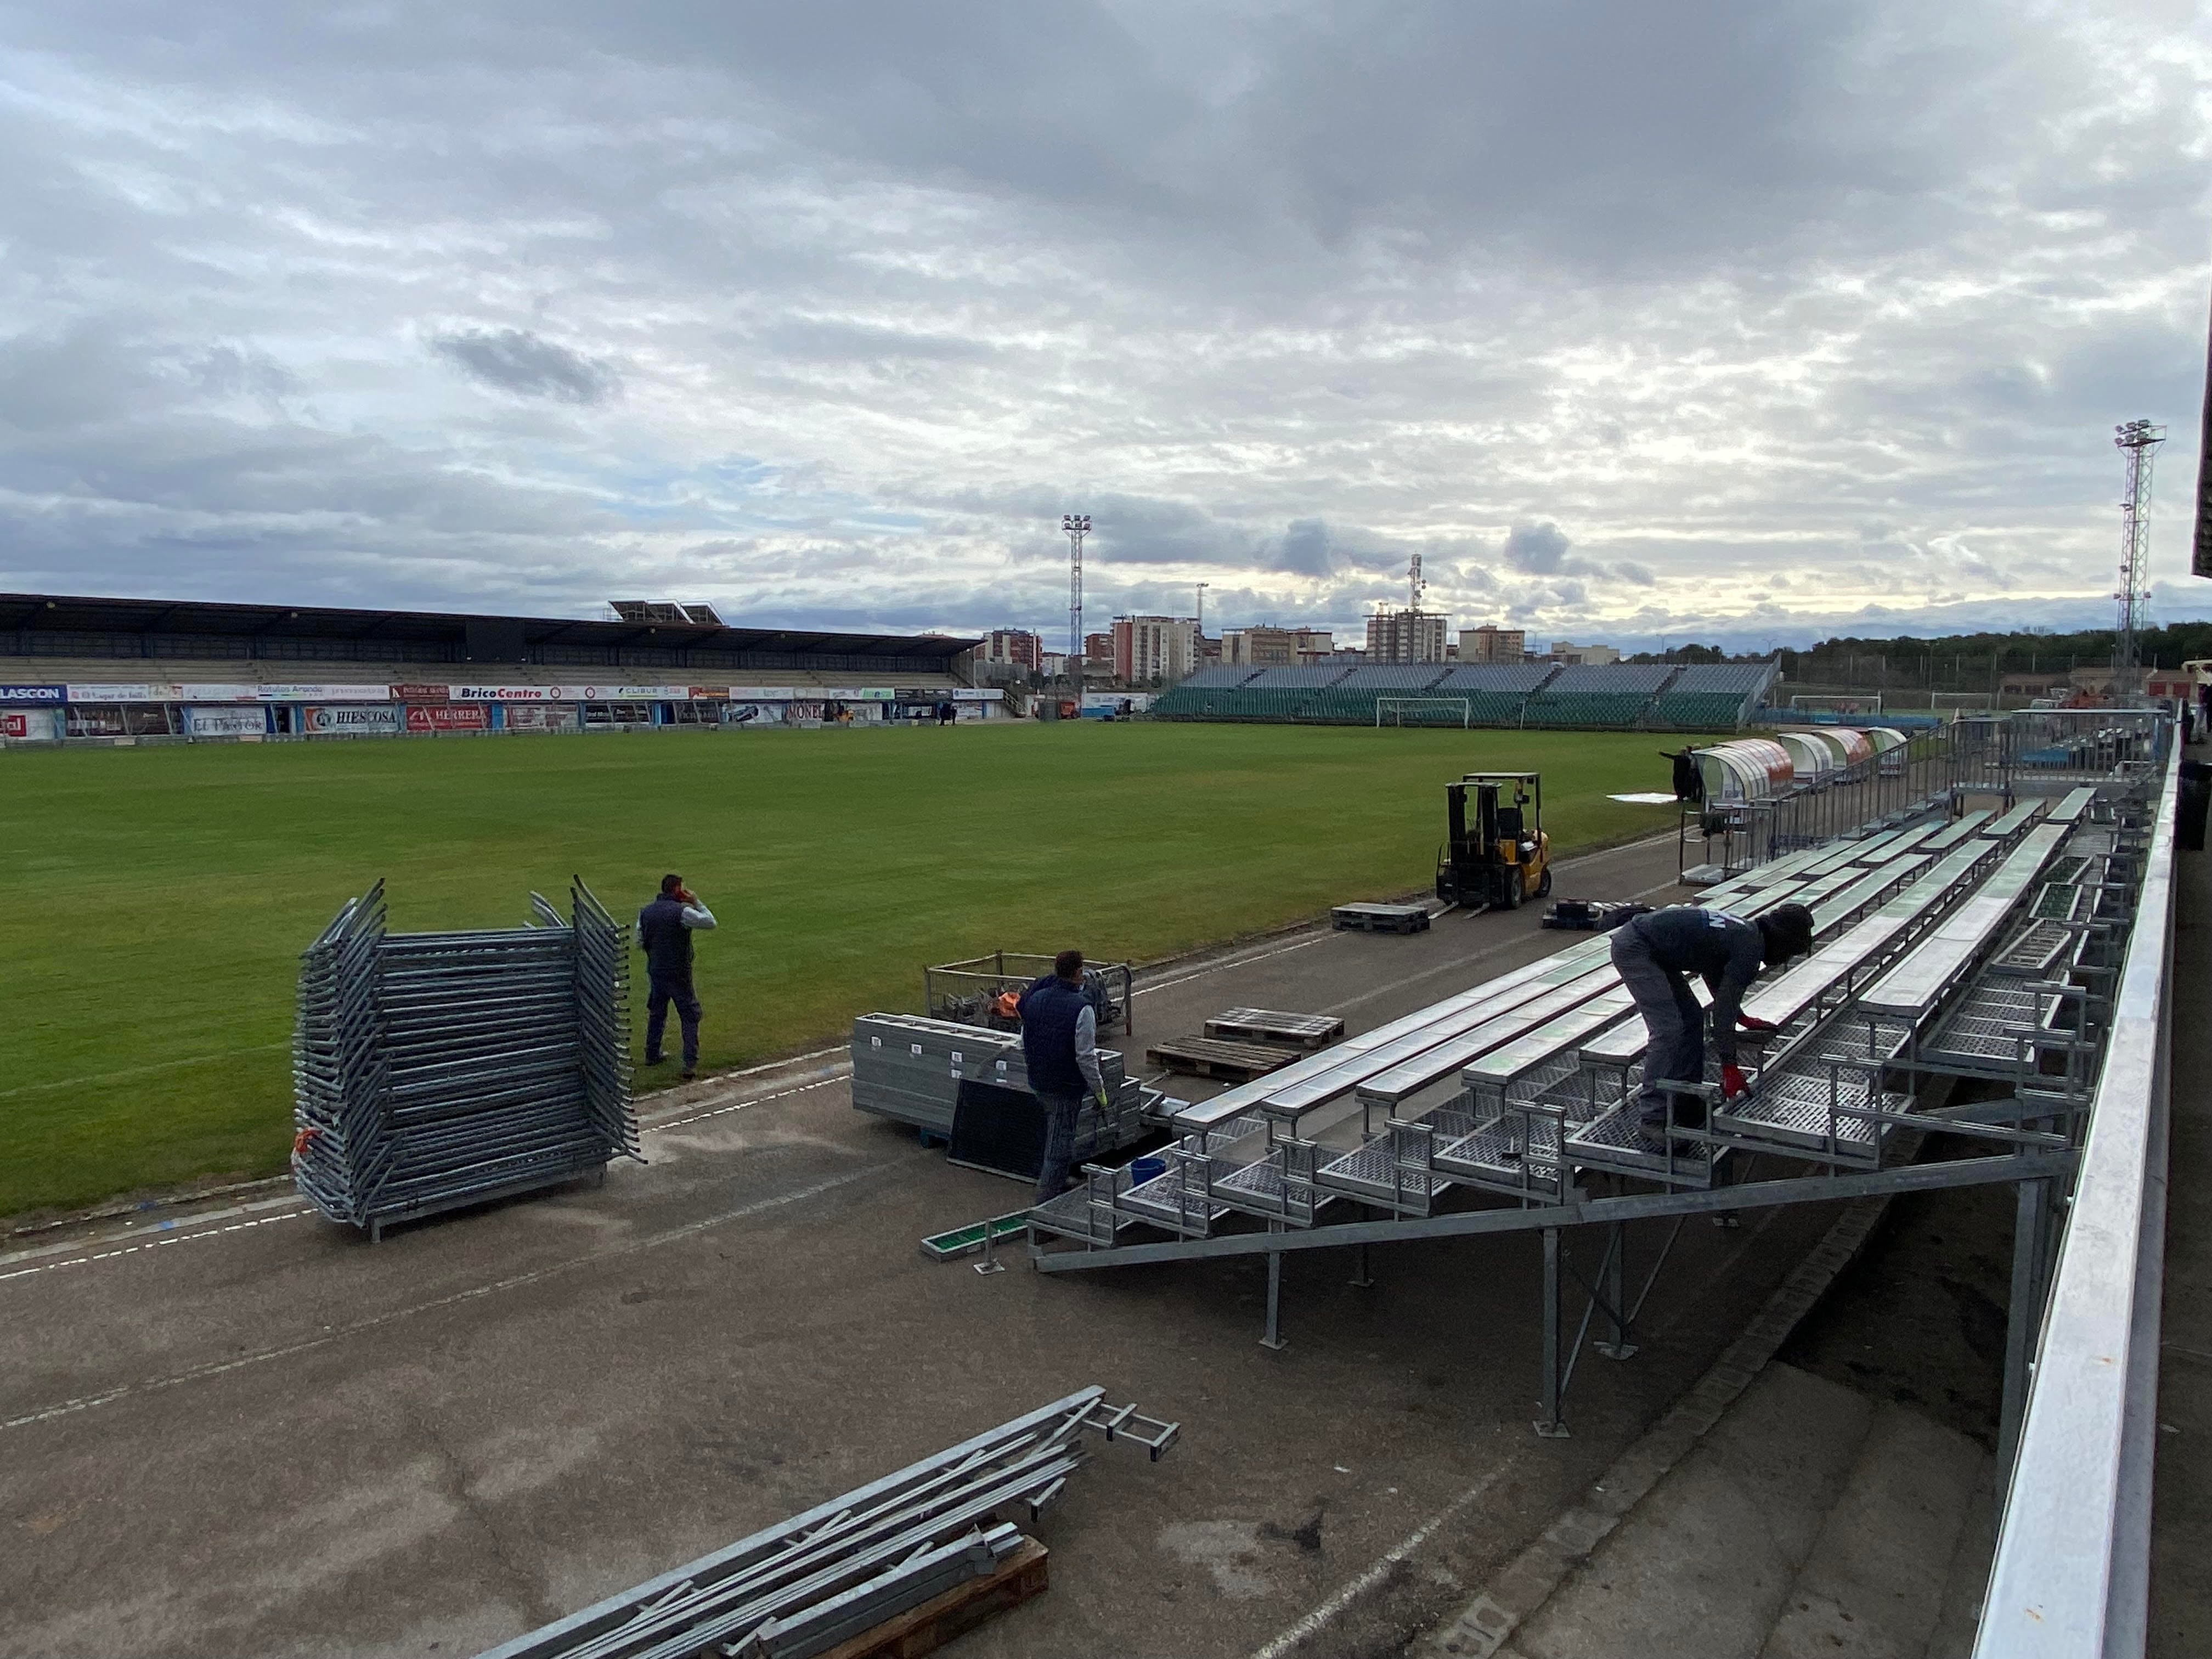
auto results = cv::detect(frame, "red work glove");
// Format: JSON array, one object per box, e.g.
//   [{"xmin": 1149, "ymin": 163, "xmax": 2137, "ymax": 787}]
[
  {"xmin": 1720, "ymin": 1063, "xmax": 1749, "ymax": 1099},
  {"xmin": 1737, "ymin": 1014, "xmax": 1776, "ymax": 1032}
]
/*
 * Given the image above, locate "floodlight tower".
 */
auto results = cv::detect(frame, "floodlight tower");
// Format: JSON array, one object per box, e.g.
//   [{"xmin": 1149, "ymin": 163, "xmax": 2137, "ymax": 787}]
[
  {"xmin": 1062, "ymin": 512, "xmax": 1090, "ymax": 703},
  {"xmin": 2113, "ymin": 420, "xmax": 2165, "ymax": 697}
]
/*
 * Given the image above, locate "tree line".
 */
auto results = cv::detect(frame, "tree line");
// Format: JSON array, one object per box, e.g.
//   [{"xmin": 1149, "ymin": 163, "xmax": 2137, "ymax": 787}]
[{"xmin": 1626, "ymin": 623, "xmax": 2212, "ymax": 688}]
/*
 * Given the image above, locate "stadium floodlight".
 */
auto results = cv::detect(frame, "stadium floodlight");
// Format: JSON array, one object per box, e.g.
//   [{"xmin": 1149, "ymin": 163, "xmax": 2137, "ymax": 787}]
[{"xmin": 1062, "ymin": 515, "xmax": 1091, "ymax": 706}]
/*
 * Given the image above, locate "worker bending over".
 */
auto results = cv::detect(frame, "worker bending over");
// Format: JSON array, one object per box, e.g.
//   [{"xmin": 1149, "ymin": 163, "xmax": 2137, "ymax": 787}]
[
  {"xmin": 1609, "ymin": 902, "xmax": 1814, "ymax": 1144},
  {"xmin": 1019, "ymin": 950, "xmax": 1110, "ymax": 1206}
]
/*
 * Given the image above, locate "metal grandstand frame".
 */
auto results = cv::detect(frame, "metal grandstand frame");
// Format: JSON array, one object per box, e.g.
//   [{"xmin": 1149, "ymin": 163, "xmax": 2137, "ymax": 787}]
[
  {"xmin": 1374, "ymin": 696, "xmax": 1472, "ymax": 729},
  {"xmin": 1026, "ymin": 730, "xmax": 2170, "ymax": 1457}
]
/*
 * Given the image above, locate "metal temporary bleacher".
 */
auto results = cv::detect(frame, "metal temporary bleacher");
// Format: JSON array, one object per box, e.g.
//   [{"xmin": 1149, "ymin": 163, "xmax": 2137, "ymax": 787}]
[{"xmin": 1030, "ymin": 780, "xmax": 2148, "ymax": 1306}]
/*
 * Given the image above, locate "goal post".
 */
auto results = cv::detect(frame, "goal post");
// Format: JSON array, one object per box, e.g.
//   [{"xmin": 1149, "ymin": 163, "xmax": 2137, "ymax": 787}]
[
  {"xmin": 1789, "ymin": 693, "xmax": 1882, "ymax": 716},
  {"xmin": 1375, "ymin": 697, "xmax": 1471, "ymax": 729}
]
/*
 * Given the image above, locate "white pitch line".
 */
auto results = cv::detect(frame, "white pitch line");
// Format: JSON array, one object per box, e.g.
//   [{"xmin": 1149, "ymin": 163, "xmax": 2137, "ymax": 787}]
[
  {"xmin": 1250, "ymin": 1466, "xmax": 1511, "ymax": 1659},
  {"xmin": 2, "ymin": 1161, "xmax": 897, "ymax": 1434},
  {"xmin": 650, "ymin": 1075, "xmax": 843, "ymax": 1130}
]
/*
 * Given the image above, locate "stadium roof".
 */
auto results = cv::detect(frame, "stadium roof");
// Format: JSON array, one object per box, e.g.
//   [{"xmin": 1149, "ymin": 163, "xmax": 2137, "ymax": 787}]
[{"xmin": 0, "ymin": 592, "xmax": 978, "ymax": 661}]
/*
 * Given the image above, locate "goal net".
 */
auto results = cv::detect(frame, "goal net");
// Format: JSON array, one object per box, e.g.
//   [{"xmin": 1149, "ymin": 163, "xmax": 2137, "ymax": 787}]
[
  {"xmin": 1931, "ymin": 692, "xmax": 1994, "ymax": 713},
  {"xmin": 1789, "ymin": 693, "xmax": 1881, "ymax": 716},
  {"xmin": 1375, "ymin": 697, "xmax": 1471, "ymax": 729}
]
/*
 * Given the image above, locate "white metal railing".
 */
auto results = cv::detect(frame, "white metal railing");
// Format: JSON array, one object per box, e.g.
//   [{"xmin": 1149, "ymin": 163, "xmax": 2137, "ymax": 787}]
[{"xmin": 1974, "ymin": 743, "xmax": 2177, "ymax": 1657}]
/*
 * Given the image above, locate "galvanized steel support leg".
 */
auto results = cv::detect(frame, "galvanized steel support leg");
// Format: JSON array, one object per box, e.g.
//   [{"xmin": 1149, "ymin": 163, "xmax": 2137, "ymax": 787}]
[
  {"xmin": 1999, "ymin": 1176, "xmax": 2051, "ymax": 1471},
  {"xmin": 1536, "ymin": 1226, "xmax": 1568, "ymax": 1436},
  {"xmin": 1593, "ymin": 1221, "xmax": 1638, "ymax": 1360},
  {"xmin": 1349, "ymin": 1209, "xmax": 1375, "ymax": 1288},
  {"xmin": 1261, "ymin": 1228, "xmax": 1288, "ymax": 1351}
]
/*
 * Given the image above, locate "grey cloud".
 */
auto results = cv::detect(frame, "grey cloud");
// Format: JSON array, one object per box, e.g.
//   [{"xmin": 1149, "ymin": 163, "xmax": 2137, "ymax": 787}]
[
  {"xmin": 2, "ymin": 3, "xmax": 2209, "ymax": 644},
  {"xmin": 430, "ymin": 328, "xmax": 620, "ymax": 405},
  {"xmin": 1275, "ymin": 518, "xmax": 1334, "ymax": 577},
  {"xmin": 1504, "ymin": 522, "xmax": 1572, "ymax": 575}
]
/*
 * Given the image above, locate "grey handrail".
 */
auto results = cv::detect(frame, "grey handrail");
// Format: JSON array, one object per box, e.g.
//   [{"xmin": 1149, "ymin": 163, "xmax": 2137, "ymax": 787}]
[{"xmin": 1974, "ymin": 742, "xmax": 2176, "ymax": 1657}]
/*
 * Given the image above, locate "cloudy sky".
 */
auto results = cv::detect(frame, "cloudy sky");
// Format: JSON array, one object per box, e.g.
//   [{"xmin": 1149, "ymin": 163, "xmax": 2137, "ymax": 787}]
[{"xmin": 2, "ymin": 2, "xmax": 2208, "ymax": 651}]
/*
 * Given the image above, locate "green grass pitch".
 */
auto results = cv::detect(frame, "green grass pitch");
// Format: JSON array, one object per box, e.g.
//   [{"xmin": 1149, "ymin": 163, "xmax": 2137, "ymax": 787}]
[{"xmin": 0, "ymin": 721, "xmax": 1688, "ymax": 1218}]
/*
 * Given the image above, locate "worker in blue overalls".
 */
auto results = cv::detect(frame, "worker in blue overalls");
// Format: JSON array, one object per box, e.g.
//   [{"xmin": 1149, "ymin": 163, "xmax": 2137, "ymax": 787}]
[{"xmin": 1610, "ymin": 902, "xmax": 1813, "ymax": 1146}]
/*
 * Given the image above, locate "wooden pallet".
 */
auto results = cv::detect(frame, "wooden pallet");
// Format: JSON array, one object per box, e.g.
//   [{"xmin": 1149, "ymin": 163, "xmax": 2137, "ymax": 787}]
[
  {"xmin": 1144, "ymin": 1036, "xmax": 1297, "ymax": 1081},
  {"xmin": 1331, "ymin": 902, "xmax": 1431, "ymax": 934},
  {"xmin": 816, "ymin": 1538, "xmax": 1049, "ymax": 1659},
  {"xmin": 1205, "ymin": 1007, "xmax": 1346, "ymax": 1048}
]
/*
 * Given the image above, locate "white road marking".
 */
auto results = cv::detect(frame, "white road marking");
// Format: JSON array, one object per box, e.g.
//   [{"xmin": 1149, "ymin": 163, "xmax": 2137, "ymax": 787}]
[
  {"xmin": 1249, "ymin": 1466, "xmax": 1513, "ymax": 1659},
  {"xmin": 651, "ymin": 1076, "xmax": 842, "ymax": 1130},
  {"xmin": 1, "ymin": 1161, "xmax": 898, "ymax": 1433}
]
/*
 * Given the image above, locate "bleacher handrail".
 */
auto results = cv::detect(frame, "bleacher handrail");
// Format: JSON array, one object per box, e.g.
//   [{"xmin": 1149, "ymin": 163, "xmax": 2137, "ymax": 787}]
[{"xmin": 1973, "ymin": 746, "xmax": 2176, "ymax": 1658}]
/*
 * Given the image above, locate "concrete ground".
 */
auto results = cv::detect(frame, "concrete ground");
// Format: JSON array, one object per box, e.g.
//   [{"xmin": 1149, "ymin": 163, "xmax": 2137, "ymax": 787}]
[{"xmin": 0, "ymin": 833, "xmax": 1862, "ymax": 1659}]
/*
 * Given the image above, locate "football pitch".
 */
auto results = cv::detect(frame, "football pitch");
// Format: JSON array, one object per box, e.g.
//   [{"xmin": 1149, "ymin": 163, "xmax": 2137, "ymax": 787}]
[{"xmin": 0, "ymin": 721, "xmax": 1685, "ymax": 1218}]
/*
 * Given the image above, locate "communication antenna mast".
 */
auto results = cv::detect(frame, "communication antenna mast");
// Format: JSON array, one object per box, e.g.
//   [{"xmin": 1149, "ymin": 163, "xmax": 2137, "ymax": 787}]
[
  {"xmin": 1408, "ymin": 552, "xmax": 1424, "ymax": 613},
  {"xmin": 1062, "ymin": 513, "xmax": 1090, "ymax": 701},
  {"xmin": 2113, "ymin": 420, "xmax": 2165, "ymax": 696}
]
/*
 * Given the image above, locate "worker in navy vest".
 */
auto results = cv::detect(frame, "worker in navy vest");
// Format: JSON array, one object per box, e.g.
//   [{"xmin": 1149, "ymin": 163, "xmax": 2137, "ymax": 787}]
[
  {"xmin": 637, "ymin": 873, "xmax": 717, "ymax": 1080},
  {"xmin": 1018, "ymin": 949, "xmax": 1110, "ymax": 1205},
  {"xmin": 1610, "ymin": 902, "xmax": 1812, "ymax": 1147}
]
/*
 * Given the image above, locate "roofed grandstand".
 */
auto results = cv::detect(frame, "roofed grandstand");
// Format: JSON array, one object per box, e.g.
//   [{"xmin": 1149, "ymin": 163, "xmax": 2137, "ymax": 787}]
[
  {"xmin": 0, "ymin": 591, "xmax": 989, "ymax": 740},
  {"xmin": 1149, "ymin": 657, "xmax": 1777, "ymax": 731}
]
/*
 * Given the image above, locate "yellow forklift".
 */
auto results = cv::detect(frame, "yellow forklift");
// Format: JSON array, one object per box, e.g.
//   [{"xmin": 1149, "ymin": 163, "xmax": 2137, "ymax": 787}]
[{"xmin": 1435, "ymin": 771, "xmax": 1552, "ymax": 912}]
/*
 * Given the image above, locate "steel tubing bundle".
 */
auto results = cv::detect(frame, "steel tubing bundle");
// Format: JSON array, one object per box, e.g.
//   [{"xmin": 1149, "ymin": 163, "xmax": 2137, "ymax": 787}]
[
  {"xmin": 291, "ymin": 878, "xmax": 640, "ymax": 1239},
  {"xmin": 473, "ymin": 1387, "xmax": 1178, "ymax": 1659}
]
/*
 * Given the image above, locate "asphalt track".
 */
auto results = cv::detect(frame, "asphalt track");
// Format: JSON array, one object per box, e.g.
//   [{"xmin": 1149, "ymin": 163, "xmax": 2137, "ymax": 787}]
[{"xmin": 0, "ymin": 834, "xmax": 1854, "ymax": 1658}]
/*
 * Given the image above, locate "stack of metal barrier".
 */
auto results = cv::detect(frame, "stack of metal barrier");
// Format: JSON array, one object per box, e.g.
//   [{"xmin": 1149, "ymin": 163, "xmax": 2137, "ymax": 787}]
[
  {"xmin": 472, "ymin": 1387, "xmax": 1177, "ymax": 1659},
  {"xmin": 292, "ymin": 878, "xmax": 640, "ymax": 1240},
  {"xmin": 849, "ymin": 1013, "xmax": 1147, "ymax": 1147}
]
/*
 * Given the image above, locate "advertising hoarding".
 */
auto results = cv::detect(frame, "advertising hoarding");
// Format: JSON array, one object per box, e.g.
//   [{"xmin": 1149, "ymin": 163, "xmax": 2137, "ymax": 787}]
[
  {"xmin": 182, "ymin": 705, "xmax": 270, "ymax": 737},
  {"xmin": 500, "ymin": 704, "xmax": 578, "ymax": 733},
  {"xmin": 1, "ymin": 708, "xmax": 63, "ymax": 739},
  {"xmin": 303, "ymin": 704, "xmax": 403, "ymax": 735},
  {"xmin": 0, "ymin": 684, "xmax": 66, "ymax": 705},
  {"xmin": 258, "ymin": 683, "xmax": 395, "ymax": 702},
  {"xmin": 68, "ymin": 683, "xmax": 179, "ymax": 703},
  {"xmin": 406, "ymin": 704, "xmax": 489, "ymax": 732}
]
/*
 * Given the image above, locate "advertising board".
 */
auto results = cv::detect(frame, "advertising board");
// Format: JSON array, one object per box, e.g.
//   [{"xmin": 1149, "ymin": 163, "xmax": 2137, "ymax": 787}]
[
  {"xmin": 66, "ymin": 706, "xmax": 149, "ymax": 737},
  {"xmin": 256, "ymin": 683, "xmax": 382, "ymax": 702},
  {"xmin": 406, "ymin": 704, "xmax": 489, "ymax": 732},
  {"xmin": 1, "ymin": 708, "xmax": 62, "ymax": 740},
  {"xmin": 303, "ymin": 704, "xmax": 403, "ymax": 735},
  {"xmin": 183, "ymin": 705, "xmax": 270, "ymax": 737},
  {"xmin": 0, "ymin": 684, "xmax": 66, "ymax": 705},
  {"xmin": 172, "ymin": 684, "xmax": 264, "ymax": 703},
  {"xmin": 500, "ymin": 704, "xmax": 578, "ymax": 733},
  {"xmin": 68, "ymin": 683, "xmax": 179, "ymax": 703}
]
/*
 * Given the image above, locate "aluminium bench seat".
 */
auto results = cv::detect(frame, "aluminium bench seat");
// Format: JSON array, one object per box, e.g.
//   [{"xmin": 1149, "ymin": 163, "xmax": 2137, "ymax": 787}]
[
  {"xmin": 1918, "ymin": 809, "xmax": 1996, "ymax": 853},
  {"xmin": 2045, "ymin": 786, "xmax": 2098, "ymax": 827},
  {"xmin": 1857, "ymin": 823, "xmax": 2071, "ymax": 1024},
  {"xmin": 1980, "ymin": 799, "xmax": 2048, "ymax": 840},
  {"xmin": 1270, "ymin": 966, "xmax": 1620, "ymax": 1119},
  {"xmin": 1166, "ymin": 936, "xmax": 1616, "ymax": 1133},
  {"xmin": 1343, "ymin": 967, "xmax": 1622, "ymax": 1114}
]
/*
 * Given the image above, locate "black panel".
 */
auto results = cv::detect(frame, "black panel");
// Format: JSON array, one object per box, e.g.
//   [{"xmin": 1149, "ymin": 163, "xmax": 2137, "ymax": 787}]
[
  {"xmin": 947, "ymin": 1080, "xmax": 1047, "ymax": 1180},
  {"xmin": 465, "ymin": 616, "xmax": 528, "ymax": 661}
]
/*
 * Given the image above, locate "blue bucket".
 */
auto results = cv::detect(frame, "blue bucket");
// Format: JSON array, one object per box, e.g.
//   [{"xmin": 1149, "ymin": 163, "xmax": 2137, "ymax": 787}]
[{"xmin": 1128, "ymin": 1156, "xmax": 1166, "ymax": 1186}]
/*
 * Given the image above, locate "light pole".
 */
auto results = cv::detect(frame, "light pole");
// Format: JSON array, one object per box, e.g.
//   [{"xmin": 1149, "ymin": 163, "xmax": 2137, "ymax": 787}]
[{"xmin": 1062, "ymin": 513, "xmax": 1090, "ymax": 712}]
